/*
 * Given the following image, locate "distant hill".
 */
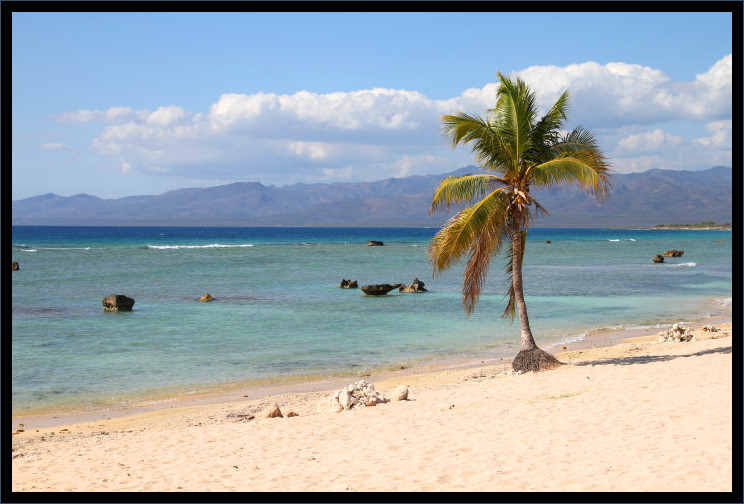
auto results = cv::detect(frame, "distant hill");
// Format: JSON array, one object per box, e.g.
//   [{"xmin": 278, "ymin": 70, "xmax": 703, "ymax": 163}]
[{"xmin": 11, "ymin": 166, "xmax": 732, "ymax": 227}]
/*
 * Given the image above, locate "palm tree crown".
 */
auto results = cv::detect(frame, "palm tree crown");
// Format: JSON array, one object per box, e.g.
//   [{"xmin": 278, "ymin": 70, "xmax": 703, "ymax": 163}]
[{"xmin": 429, "ymin": 71, "xmax": 612, "ymax": 372}]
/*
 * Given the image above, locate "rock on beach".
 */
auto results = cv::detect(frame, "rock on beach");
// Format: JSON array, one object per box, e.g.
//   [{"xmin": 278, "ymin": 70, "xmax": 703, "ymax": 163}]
[
  {"xmin": 259, "ymin": 403, "xmax": 283, "ymax": 419},
  {"xmin": 390, "ymin": 385, "xmax": 409, "ymax": 401}
]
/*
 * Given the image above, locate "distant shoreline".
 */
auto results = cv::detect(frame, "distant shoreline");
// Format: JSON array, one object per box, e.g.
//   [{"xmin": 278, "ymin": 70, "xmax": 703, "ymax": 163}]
[{"xmin": 648, "ymin": 222, "xmax": 732, "ymax": 230}]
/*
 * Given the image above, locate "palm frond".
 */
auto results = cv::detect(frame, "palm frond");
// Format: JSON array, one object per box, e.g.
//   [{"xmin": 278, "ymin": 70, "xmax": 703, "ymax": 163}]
[
  {"xmin": 441, "ymin": 113, "xmax": 514, "ymax": 172},
  {"xmin": 441, "ymin": 112, "xmax": 493, "ymax": 151},
  {"xmin": 491, "ymin": 72, "xmax": 538, "ymax": 167},
  {"xmin": 429, "ymin": 173, "xmax": 506, "ymax": 214},
  {"xmin": 528, "ymin": 90, "xmax": 570, "ymax": 160},
  {"xmin": 528, "ymin": 154, "xmax": 612, "ymax": 203},
  {"xmin": 429, "ymin": 188, "xmax": 510, "ymax": 275},
  {"xmin": 461, "ymin": 221, "xmax": 510, "ymax": 314}
]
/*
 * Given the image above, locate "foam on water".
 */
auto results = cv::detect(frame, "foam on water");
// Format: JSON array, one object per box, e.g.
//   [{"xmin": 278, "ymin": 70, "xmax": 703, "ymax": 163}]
[{"xmin": 146, "ymin": 243, "xmax": 255, "ymax": 249}]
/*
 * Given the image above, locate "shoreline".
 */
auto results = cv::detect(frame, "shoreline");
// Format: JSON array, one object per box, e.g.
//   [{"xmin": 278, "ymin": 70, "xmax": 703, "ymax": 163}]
[
  {"xmin": 12, "ymin": 312, "xmax": 732, "ymax": 430},
  {"xmin": 11, "ymin": 319, "xmax": 733, "ymax": 492}
]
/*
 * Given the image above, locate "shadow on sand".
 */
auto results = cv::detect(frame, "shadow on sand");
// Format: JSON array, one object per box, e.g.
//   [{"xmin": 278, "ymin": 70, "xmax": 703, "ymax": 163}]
[{"xmin": 572, "ymin": 344, "xmax": 732, "ymax": 367}]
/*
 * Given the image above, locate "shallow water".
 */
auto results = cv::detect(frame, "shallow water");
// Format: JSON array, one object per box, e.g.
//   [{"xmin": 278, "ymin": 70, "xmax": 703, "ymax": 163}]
[{"xmin": 11, "ymin": 226, "xmax": 732, "ymax": 415}]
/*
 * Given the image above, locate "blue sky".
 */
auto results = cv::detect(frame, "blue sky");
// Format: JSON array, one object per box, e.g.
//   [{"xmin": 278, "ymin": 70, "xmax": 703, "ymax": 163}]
[{"xmin": 11, "ymin": 10, "xmax": 733, "ymax": 200}]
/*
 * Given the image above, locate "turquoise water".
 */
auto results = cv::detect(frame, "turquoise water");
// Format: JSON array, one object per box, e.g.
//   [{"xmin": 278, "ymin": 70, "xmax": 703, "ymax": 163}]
[{"xmin": 11, "ymin": 226, "xmax": 732, "ymax": 415}]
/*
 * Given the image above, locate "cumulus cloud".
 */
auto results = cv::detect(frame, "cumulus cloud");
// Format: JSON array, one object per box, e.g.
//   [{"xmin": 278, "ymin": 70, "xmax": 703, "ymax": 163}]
[
  {"xmin": 616, "ymin": 129, "xmax": 683, "ymax": 154},
  {"xmin": 514, "ymin": 54, "xmax": 731, "ymax": 126},
  {"xmin": 56, "ymin": 54, "xmax": 731, "ymax": 185},
  {"xmin": 611, "ymin": 119, "xmax": 732, "ymax": 173}
]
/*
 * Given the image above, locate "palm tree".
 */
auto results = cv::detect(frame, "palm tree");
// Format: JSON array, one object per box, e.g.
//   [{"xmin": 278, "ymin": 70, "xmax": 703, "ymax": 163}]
[{"xmin": 429, "ymin": 72, "xmax": 612, "ymax": 373}]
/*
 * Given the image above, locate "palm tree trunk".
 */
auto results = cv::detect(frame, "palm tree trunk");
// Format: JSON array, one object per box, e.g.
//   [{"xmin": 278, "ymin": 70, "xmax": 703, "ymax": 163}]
[
  {"xmin": 511, "ymin": 227, "xmax": 537, "ymax": 351},
  {"xmin": 510, "ymin": 225, "xmax": 563, "ymax": 373}
]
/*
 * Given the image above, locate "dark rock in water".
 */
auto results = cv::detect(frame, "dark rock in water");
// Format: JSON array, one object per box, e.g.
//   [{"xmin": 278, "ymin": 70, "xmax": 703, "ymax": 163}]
[
  {"xmin": 367, "ymin": 241, "xmax": 384, "ymax": 246},
  {"xmin": 12, "ymin": 262, "xmax": 20, "ymax": 271},
  {"xmin": 652, "ymin": 254, "xmax": 665, "ymax": 263},
  {"xmin": 359, "ymin": 283, "xmax": 402, "ymax": 296},
  {"xmin": 545, "ymin": 240, "xmax": 551, "ymax": 244},
  {"xmin": 663, "ymin": 249, "xmax": 684, "ymax": 257},
  {"xmin": 399, "ymin": 278, "xmax": 427, "ymax": 293},
  {"xmin": 102, "ymin": 294, "xmax": 135, "ymax": 312},
  {"xmin": 338, "ymin": 279, "xmax": 359, "ymax": 289},
  {"xmin": 199, "ymin": 293, "xmax": 214, "ymax": 302}
]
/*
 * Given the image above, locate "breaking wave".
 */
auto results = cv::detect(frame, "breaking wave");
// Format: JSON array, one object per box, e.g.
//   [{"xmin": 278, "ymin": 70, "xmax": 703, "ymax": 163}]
[{"xmin": 146, "ymin": 244, "xmax": 255, "ymax": 250}]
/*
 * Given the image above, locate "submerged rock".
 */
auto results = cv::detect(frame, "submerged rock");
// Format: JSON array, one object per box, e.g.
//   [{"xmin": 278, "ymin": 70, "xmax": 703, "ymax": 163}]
[
  {"xmin": 367, "ymin": 241, "xmax": 384, "ymax": 246},
  {"xmin": 652, "ymin": 254, "xmax": 665, "ymax": 263},
  {"xmin": 663, "ymin": 249, "xmax": 684, "ymax": 257},
  {"xmin": 199, "ymin": 293, "xmax": 214, "ymax": 302},
  {"xmin": 338, "ymin": 279, "xmax": 358, "ymax": 289}
]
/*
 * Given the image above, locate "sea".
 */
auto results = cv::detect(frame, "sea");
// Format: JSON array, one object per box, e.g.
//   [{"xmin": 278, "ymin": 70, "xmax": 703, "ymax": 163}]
[{"xmin": 11, "ymin": 226, "xmax": 732, "ymax": 416}]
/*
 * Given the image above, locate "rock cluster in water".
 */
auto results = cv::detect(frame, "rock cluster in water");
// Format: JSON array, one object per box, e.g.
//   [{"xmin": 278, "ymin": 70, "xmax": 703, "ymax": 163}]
[
  {"xmin": 338, "ymin": 279, "xmax": 358, "ymax": 289},
  {"xmin": 658, "ymin": 324, "xmax": 694, "ymax": 343},
  {"xmin": 398, "ymin": 278, "xmax": 427, "ymax": 293}
]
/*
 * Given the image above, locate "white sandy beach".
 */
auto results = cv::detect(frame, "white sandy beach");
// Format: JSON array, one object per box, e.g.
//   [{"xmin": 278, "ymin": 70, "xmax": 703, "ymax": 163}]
[{"xmin": 11, "ymin": 321, "xmax": 733, "ymax": 492}]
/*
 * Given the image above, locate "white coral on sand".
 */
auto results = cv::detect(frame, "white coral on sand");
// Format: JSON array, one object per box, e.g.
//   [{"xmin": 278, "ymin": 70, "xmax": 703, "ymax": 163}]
[
  {"xmin": 658, "ymin": 324, "xmax": 694, "ymax": 343},
  {"xmin": 333, "ymin": 380, "xmax": 388, "ymax": 410}
]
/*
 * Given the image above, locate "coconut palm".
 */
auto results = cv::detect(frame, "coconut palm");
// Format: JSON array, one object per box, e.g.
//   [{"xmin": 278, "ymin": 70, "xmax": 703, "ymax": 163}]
[{"xmin": 429, "ymin": 71, "xmax": 612, "ymax": 372}]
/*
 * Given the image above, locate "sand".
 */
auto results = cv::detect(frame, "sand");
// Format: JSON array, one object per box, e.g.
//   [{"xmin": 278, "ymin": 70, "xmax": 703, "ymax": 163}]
[{"xmin": 11, "ymin": 321, "xmax": 733, "ymax": 492}]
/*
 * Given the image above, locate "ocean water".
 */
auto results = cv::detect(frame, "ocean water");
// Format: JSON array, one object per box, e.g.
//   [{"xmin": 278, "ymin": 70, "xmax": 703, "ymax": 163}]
[{"xmin": 11, "ymin": 226, "xmax": 732, "ymax": 415}]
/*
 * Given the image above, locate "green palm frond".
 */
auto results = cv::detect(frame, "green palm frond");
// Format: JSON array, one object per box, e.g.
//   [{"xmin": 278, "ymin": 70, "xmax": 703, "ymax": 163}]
[
  {"xmin": 429, "ymin": 188, "xmax": 510, "ymax": 275},
  {"xmin": 491, "ymin": 72, "xmax": 538, "ymax": 167},
  {"xmin": 441, "ymin": 112, "xmax": 493, "ymax": 149},
  {"xmin": 528, "ymin": 90, "xmax": 570, "ymax": 159},
  {"xmin": 441, "ymin": 113, "xmax": 514, "ymax": 172},
  {"xmin": 528, "ymin": 154, "xmax": 612, "ymax": 203},
  {"xmin": 429, "ymin": 173, "xmax": 506, "ymax": 214}
]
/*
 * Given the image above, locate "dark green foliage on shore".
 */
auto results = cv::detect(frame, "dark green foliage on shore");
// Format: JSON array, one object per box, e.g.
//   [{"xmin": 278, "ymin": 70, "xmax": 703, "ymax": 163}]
[{"xmin": 653, "ymin": 221, "xmax": 731, "ymax": 230}]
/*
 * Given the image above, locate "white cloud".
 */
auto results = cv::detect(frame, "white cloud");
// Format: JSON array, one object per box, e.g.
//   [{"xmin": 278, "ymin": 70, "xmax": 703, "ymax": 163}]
[
  {"xmin": 515, "ymin": 54, "xmax": 731, "ymax": 126},
  {"xmin": 610, "ymin": 120, "xmax": 732, "ymax": 174},
  {"xmin": 40, "ymin": 142, "xmax": 74, "ymax": 151},
  {"xmin": 694, "ymin": 120, "xmax": 732, "ymax": 148},
  {"xmin": 56, "ymin": 54, "xmax": 731, "ymax": 186},
  {"xmin": 616, "ymin": 129, "xmax": 683, "ymax": 154}
]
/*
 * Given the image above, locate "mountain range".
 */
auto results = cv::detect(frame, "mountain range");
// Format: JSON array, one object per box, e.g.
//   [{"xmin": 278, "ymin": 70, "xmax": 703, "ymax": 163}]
[{"xmin": 11, "ymin": 165, "xmax": 732, "ymax": 227}]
